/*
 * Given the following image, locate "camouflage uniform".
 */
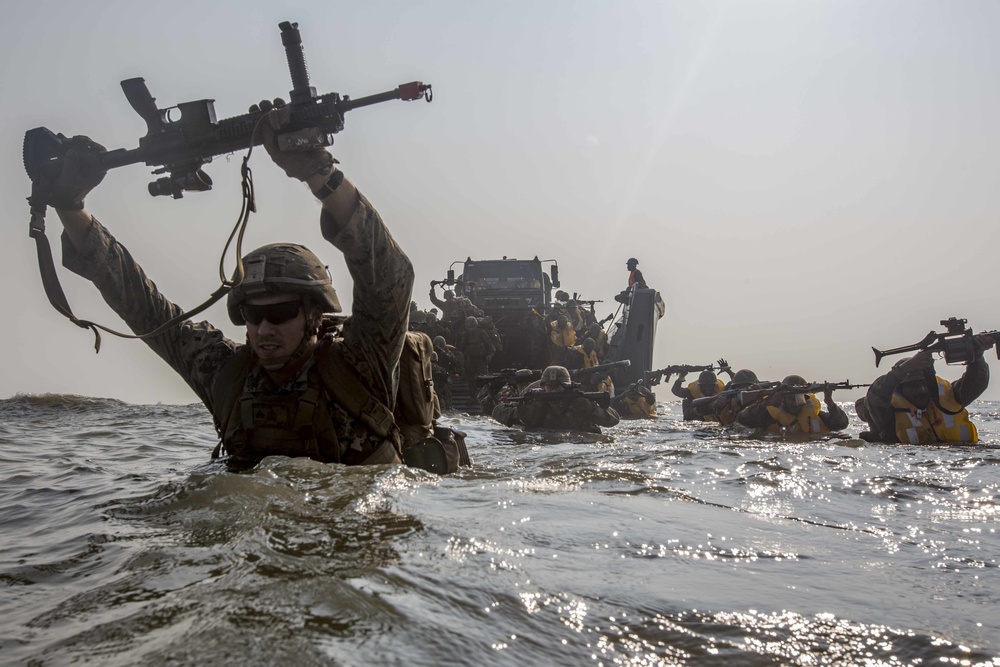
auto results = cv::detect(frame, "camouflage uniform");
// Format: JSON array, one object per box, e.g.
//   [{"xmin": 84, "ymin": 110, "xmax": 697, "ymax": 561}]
[
  {"xmin": 492, "ymin": 391, "xmax": 620, "ymax": 434},
  {"xmin": 62, "ymin": 193, "xmax": 414, "ymax": 464}
]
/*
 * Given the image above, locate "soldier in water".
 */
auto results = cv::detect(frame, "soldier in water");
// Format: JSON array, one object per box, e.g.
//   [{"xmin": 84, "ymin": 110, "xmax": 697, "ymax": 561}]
[
  {"xmin": 34, "ymin": 108, "xmax": 414, "ymax": 468},
  {"xmin": 865, "ymin": 342, "xmax": 992, "ymax": 444},
  {"xmin": 492, "ymin": 366, "xmax": 620, "ymax": 434}
]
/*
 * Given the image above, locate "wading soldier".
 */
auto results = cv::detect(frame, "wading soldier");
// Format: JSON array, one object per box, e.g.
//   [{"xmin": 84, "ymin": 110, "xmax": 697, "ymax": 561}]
[{"xmin": 36, "ymin": 111, "xmax": 414, "ymax": 468}]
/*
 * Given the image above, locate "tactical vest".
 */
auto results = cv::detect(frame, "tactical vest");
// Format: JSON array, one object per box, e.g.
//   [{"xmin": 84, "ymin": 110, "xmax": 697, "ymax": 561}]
[
  {"xmin": 765, "ymin": 395, "xmax": 828, "ymax": 435},
  {"xmin": 211, "ymin": 339, "xmax": 400, "ymax": 465},
  {"xmin": 891, "ymin": 377, "xmax": 978, "ymax": 444}
]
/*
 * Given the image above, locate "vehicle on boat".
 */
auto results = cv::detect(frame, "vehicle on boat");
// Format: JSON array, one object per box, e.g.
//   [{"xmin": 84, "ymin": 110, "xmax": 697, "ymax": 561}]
[{"xmin": 431, "ymin": 256, "xmax": 664, "ymax": 399}]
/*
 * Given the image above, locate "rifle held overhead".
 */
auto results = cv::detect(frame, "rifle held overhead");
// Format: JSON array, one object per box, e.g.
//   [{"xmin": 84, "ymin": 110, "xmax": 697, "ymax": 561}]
[{"xmin": 872, "ymin": 317, "xmax": 1000, "ymax": 367}]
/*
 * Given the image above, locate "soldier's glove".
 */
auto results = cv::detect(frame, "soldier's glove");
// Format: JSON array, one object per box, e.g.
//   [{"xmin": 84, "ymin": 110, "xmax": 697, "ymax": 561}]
[
  {"xmin": 31, "ymin": 135, "xmax": 108, "ymax": 210},
  {"xmin": 252, "ymin": 98, "xmax": 336, "ymax": 181}
]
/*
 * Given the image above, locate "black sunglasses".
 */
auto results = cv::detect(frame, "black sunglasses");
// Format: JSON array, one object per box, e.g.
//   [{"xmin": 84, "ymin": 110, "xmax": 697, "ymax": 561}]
[{"xmin": 239, "ymin": 301, "xmax": 303, "ymax": 326}]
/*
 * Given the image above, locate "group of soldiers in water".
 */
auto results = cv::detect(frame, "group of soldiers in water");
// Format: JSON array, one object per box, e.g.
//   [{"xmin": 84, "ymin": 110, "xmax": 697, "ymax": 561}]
[
  {"xmin": 409, "ymin": 277, "xmax": 636, "ymax": 433},
  {"xmin": 412, "ymin": 260, "xmax": 996, "ymax": 444},
  {"xmin": 658, "ymin": 336, "xmax": 993, "ymax": 445}
]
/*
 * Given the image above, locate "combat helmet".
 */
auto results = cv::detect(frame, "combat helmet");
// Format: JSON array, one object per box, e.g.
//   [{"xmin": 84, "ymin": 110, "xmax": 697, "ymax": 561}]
[
  {"xmin": 227, "ymin": 244, "xmax": 340, "ymax": 325},
  {"xmin": 731, "ymin": 369, "xmax": 758, "ymax": 386},
  {"xmin": 697, "ymin": 370, "xmax": 718, "ymax": 385},
  {"xmin": 892, "ymin": 357, "xmax": 933, "ymax": 384},
  {"xmin": 540, "ymin": 365, "xmax": 572, "ymax": 387},
  {"xmin": 782, "ymin": 374, "xmax": 807, "ymax": 386}
]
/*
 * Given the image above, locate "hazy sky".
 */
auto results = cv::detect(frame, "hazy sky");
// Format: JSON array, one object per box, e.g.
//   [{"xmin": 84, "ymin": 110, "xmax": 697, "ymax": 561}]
[{"xmin": 3, "ymin": 0, "xmax": 999, "ymax": 405}]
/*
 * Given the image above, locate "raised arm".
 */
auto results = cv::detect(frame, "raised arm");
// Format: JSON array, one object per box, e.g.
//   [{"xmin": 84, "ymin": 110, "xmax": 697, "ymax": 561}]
[
  {"xmin": 45, "ymin": 142, "xmax": 236, "ymax": 409},
  {"xmin": 260, "ymin": 107, "xmax": 414, "ymax": 409}
]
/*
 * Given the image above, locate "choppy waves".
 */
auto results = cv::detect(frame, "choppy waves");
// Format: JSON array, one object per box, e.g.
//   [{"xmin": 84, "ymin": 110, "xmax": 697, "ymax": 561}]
[{"xmin": 0, "ymin": 398, "xmax": 998, "ymax": 665}]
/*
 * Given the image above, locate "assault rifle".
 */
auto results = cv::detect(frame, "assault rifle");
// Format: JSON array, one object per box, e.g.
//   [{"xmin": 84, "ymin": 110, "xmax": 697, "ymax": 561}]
[
  {"xmin": 872, "ymin": 317, "xmax": 1000, "ymax": 367},
  {"xmin": 22, "ymin": 20, "xmax": 432, "ymax": 351},
  {"xmin": 644, "ymin": 364, "xmax": 714, "ymax": 387},
  {"xmin": 23, "ymin": 21, "xmax": 432, "ymax": 200},
  {"xmin": 689, "ymin": 381, "xmax": 781, "ymax": 413},
  {"xmin": 734, "ymin": 381, "xmax": 872, "ymax": 407},
  {"xmin": 504, "ymin": 386, "xmax": 612, "ymax": 409},
  {"xmin": 477, "ymin": 369, "xmax": 542, "ymax": 388},
  {"xmin": 478, "ymin": 360, "xmax": 628, "ymax": 389},
  {"xmin": 571, "ymin": 359, "xmax": 630, "ymax": 380},
  {"xmin": 569, "ymin": 293, "xmax": 602, "ymax": 313}
]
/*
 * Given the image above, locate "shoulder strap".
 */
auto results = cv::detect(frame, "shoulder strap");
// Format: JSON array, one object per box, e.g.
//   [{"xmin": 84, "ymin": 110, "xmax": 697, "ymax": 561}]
[{"xmin": 314, "ymin": 339, "xmax": 395, "ymax": 438}]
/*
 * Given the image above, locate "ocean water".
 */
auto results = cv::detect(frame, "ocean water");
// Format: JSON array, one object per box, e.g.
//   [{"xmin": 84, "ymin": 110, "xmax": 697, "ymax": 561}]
[{"xmin": 1, "ymin": 393, "xmax": 998, "ymax": 666}]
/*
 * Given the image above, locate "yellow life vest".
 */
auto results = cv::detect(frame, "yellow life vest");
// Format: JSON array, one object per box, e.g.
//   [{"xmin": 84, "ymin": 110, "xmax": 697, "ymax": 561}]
[
  {"xmin": 549, "ymin": 322, "xmax": 577, "ymax": 348},
  {"xmin": 685, "ymin": 380, "xmax": 724, "ymax": 421},
  {"xmin": 622, "ymin": 392, "xmax": 655, "ymax": 418},
  {"xmin": 765, "ymin": 395, "xmax": 829, "ymax": 435},
  {"xmin": 891, "ymin": 377, "xmax": 978, "ymax": 444},
  {"xmin": 687, "ymin": 379, "xmax": 724, "ymax": 399},
  {"xmin": 571, "ymin": 347, "xmax": 599, "ymax": 368}
]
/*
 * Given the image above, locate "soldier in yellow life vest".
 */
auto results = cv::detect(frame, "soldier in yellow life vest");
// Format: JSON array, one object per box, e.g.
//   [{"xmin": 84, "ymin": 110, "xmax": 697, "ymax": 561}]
[
  {"xmin": 570, "ymin": 338, "xmax": 614, "ymax": 394},
  {"xmin": 671, "ymin": 359, "xmax": 734, "ymax": 421},
  {"xmin": 549, "ymin": 315, "xmax": 577, "ymax": 365},
  {"xmin": 864, "ymin": 341, "xmax": 992, "ymax": 444},
  {"xmin": 705, "ymin": 368, "xmax": 760, "ymax": 426},
  {"xmin": 611, "ymin": 381, "xmax": 657, "ymax": 418},
  {"xmin": 737, "ymin": 375, "xmax": 849, "ymax": 436},
  {"xmin": 576, "ymin": 337, "xmax": 600, "ymax": 368}
]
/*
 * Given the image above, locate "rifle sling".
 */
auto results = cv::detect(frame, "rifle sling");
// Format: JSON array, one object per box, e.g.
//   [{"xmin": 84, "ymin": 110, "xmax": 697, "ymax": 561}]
[{"xmin": 28, "ymin": 202, "xmax": 231, "ymax": 353}]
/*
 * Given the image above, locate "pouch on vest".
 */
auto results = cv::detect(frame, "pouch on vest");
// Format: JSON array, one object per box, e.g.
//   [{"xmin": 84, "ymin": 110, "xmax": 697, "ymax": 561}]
[{"xmin": 402, "ymin": 425, "xmax": 472, "ymax": 474}]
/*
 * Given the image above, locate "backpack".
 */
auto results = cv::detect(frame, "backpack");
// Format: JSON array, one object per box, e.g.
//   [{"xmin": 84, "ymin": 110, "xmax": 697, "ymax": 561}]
[
  {"xmin": 395, "ymin": 331, "xmax": 441, "ymax": 426},
  {"xmin": 394, "ymin": 331, "xmax": 471, "ymax": 473}
]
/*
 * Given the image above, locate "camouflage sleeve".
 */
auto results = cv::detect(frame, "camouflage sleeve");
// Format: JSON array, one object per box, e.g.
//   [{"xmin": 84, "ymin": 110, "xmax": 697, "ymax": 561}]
[
  {"xmin": 429, "ymin": 290, "xmax": 447, "ymax": 310},
  {"xmin": 671, "ymin": 377, "xmax": 692, "ymax": 399},
  {"xmin": 567, "ymin": 396, "xmax": 618, "ymax": 427},
  {"xmin": 865, "ymin": 373, "xmax": 900, "ymax": 443},
  {"xmin": 736, "ymin": 402, "xmax": 774, "ymax": 429},
  {"xmin": 952, "ymin": 357, "xmax": 990, "ymax": 406},
  {"xmin": 321, "ymin": 192, "xmax": 414, "ymax": 410},
  {"xmin": 820, "ymin": 400, "xmax": 849, "ymax": 431},
  {"xmin": 491, "ymin": 402, "xmax": 520, "ymax": 427},
  {"xmin": 515, "ymin": 400, "xmax": 549, "ymax": 428},
  {"xmin": 61, "ymin": 219, "xmax": 239, "ymax": 409}
]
